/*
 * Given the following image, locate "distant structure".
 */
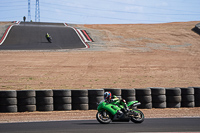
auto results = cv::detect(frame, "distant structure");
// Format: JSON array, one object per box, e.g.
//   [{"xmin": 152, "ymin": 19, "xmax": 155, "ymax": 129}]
[
  {"xmin": 28, "ymin": 0, "xmax": 40, "ymax": 22},
  {"xmin": 35, "ymin": 0, "xmax": 40, "ymax": 22},
  {"xmin": 28, "ymin": 0, "xmax": 31, "ymax": 21}
]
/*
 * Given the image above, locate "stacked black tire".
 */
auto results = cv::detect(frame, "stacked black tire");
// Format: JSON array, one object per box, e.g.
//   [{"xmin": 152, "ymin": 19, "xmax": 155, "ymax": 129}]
[
  {"xmin": 1, "ymin": 87, "xmax": 200, "ymax": 113},
  {"xmin": 88, "ymin": 89, "xmax": 104, "ymax": 110},
  {"xmin": 121, "ymin": 89, "xmax": 136, "ymax": 102},
  {"xmin": 17, "ymin": 90, "xmax": 36, "ymax": 112},
  {"xmin": 166, "ymin": 88, "xmax": 181, "ymax": 108},
  {"xmin": 0, "ymin": 90, "xmax": 17, "ymax": 112},
  {"xmin": 180, "ymin": 88, "xmax": 194, "ymax": 107},
  {"xmin": 151, "ymin": 88, "xmax": 166, "ymax": 108},
  {"xmin": 53, "ymin": 90, "xmax": 71, "ymax": 111},
  {"xmin": 36, "ymin": 90, "xmax": 53, "ymax": 111},
  {"xmin": 136, "ymin": 88, "xmax": 152, "ymax": 109},
  {"xmin": 72, "ymin": 90, "xmax": 88, "ymax": 110},
  {"xmin": 104, "ymin": 88, "xmax": 121, "ymax": 99},
  {"xmin": 194, "ymin": 23, "xmax": 200, "ymax": 34},
  {"xmin": 193, "ymin": 87, "xmax": 200, "ymax": 107}
]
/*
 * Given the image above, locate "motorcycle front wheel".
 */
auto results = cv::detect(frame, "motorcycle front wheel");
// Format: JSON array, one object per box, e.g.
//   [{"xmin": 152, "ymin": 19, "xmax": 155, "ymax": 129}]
[
  {"xmin": 96, "ymin": 111, "xmax": 111, "ymax": 124},
  {"xmin": 130, "ymin": 109, "xmax": 144, "ymax": 123}
]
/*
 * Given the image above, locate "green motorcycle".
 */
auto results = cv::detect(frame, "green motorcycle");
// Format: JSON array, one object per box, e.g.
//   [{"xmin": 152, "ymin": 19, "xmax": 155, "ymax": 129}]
[{"xmin": 96, "ymin": 99, "xmax": 144, "ymax": 124}]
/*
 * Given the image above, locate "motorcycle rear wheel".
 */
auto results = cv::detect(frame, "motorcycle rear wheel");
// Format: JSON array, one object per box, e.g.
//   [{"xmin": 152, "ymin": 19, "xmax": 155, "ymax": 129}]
[
  {"xmin": 47, "ymin": 37, "xmax": 52, "ymax": 43},
  {"xmin": 96, "ymin": 111, "xmax": 111, "ymax": 124},
  {"xmin": 130, "ymin": 109, "xmax": 144, "ymax": 123},
  {"xmin": 48, "ymin": 38, "xmax": 52, "ymax": 43}
]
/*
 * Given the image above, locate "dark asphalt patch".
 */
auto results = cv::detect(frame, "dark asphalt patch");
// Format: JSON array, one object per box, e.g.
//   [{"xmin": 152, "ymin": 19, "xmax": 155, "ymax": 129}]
[
  {"xmin": 0, "ymin": 118, "xmax": 199, "ymax": 133},
  {"xmin": 0, "ymin": 23, "xmax": 88, "ymax": 50}
]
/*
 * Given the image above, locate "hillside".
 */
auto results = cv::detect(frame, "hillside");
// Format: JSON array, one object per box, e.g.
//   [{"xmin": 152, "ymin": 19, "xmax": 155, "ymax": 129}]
[
  {"xmin": 76, "ymin": 21, "xmax": 200, "ymax": 53},
  {"xmin": 0, "ymin": 21, "xmax": 199, "ymax": 90},
  {"xmin": 0, "ymin": 22, "xmax": 13, "ymax": 39}
]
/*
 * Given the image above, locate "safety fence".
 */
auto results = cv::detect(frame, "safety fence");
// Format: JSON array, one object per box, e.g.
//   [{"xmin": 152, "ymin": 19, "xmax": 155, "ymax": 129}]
[{"xmin": 0, "ymin": 87, "xmax": 199, "ymax": 113}]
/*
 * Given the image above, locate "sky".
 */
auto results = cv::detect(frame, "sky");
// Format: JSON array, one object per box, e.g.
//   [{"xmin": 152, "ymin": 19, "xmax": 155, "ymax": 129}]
[{"xmin": 0, "ymin": 0, "xmax": 200, "ymax": 24}]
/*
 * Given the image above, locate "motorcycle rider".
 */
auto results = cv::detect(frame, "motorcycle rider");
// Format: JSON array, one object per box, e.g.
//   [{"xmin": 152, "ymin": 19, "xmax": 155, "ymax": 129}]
[
  {"xmin": 45, "ymin": 33, "xmax": 53, "ymax": 43},
  {"xmin": 104, "ymin": 91, "xmax": 129, "ymax": 113},
  {"xmin": 45, "ymin": 33, "xmax": 52, "ymax": 40},
  {"xmin": 46, "ymin": 33, "xmax": 50, "ymax": 38}
]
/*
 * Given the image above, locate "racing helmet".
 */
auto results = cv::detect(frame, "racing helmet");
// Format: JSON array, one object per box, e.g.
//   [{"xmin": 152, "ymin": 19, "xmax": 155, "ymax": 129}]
[{"xmin": 104, "ymin": 92, "xmax": 111, "ymax": 100}]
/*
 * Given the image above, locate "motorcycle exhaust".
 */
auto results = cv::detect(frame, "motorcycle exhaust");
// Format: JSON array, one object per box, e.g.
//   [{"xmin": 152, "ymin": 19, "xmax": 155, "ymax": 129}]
[{"xmin": 133, "ymin": 102, "xmax": 141, "ymax": 107}]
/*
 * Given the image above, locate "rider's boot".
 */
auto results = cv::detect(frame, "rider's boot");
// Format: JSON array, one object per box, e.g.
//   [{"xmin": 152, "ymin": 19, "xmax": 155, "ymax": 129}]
[
  {"xmin": 122, "ymin": 103, "xmax": 129, "ymax": 113},
  {"xmin": 125, "ymin": 104, "xmax": 129, "ymax": 112}
]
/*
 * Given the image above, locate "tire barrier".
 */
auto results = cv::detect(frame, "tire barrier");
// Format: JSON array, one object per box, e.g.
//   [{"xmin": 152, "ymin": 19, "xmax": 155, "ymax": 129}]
[
  {"xmin": 166, "ymin": 88, "xmax": 181, "ymax": 108},
  {"xmin": 36, "ymin": 90, "xmax": 53, "ymax": 111},
  {"xmin": 72, "ymin": 90, "xmax": 88, "ymax": 110},
  {"xmin": 180, "ymin": 88, "xmax": 194, "ymax": 107},
  {"xmin": 151, "ymin": 87, "xmax": 166, "ymax": 108},
  {"xmin": 17, "ymin": 90, "xmax": 36, "ymax": 112},
  {"xmin": 136, "ymin": 88, "xmax": 152, "ymax": 109},
  {"xmin": 193, "ymin": 87, "xmax": 200, "ymax": 107},
  {"xmin": 0, "ymin": 90, "xmax": 17, "ymax": 112},
  {"xmin": 104, "ymin": 88, "xmax": 121, "ymax": 99},
  {"xmin": 0, "ymin": 87, "xmax": 200, "ymax": 113},
  {"xmin": 88, "ymin": 89, "xmax": 104, "ymax": 110},
  {"xmin": 121, "ymin": 89, "xmax": 136, "ymax": 102},
  {"xmin": 53, "ymin": 90, "xmax": 71, "ymax": 111},
  {"xmin": 194, "ymin": 23, "xmax": 200, "ymax": 34}
]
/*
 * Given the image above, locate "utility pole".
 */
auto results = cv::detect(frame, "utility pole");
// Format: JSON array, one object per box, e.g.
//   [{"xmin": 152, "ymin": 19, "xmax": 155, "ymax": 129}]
[
  {"xmin": 28, "ymin": 0, "xmax": 31, "ymax": 21},
  {"xmin": 35, "ymin": 0, "xmax": 40, "ymax": 22}
]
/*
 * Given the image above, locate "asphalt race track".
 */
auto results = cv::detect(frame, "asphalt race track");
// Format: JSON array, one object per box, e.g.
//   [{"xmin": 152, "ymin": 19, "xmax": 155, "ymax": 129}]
[
  {"xmin": 0, "ymin": 118, "xmax": 200, "ymax": 133},
  {"xmin": 0, "ymin": 22, "xmax": 87, "ymax": 50}
]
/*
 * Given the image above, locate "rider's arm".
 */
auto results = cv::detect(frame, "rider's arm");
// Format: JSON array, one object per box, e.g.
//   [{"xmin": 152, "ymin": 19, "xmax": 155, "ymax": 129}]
[{"xmin": 111, "ymin": 95, "xmax": 119, "ymax": 102}]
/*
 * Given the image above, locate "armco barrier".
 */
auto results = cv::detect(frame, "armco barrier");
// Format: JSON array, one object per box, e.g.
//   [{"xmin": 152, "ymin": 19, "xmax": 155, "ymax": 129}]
[{"xmin": 0, "ymin": 87, "xmax": 199, "ymax": 113}]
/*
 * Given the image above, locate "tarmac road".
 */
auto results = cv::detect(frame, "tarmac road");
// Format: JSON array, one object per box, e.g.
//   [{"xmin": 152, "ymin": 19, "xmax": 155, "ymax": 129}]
[
  {"xmin": 0, "ymin": 118, "xmax": 199, "ymax": 133},
  {"xmin": 0, "ymin": 22, "xmax": 88, "ymax": 50}
]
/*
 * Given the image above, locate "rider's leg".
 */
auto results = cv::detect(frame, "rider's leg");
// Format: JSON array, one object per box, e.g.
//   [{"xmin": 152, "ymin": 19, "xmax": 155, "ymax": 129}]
[{"xmin": 120, "ymin": 99, "xmax": 129, "ymax": 112}]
